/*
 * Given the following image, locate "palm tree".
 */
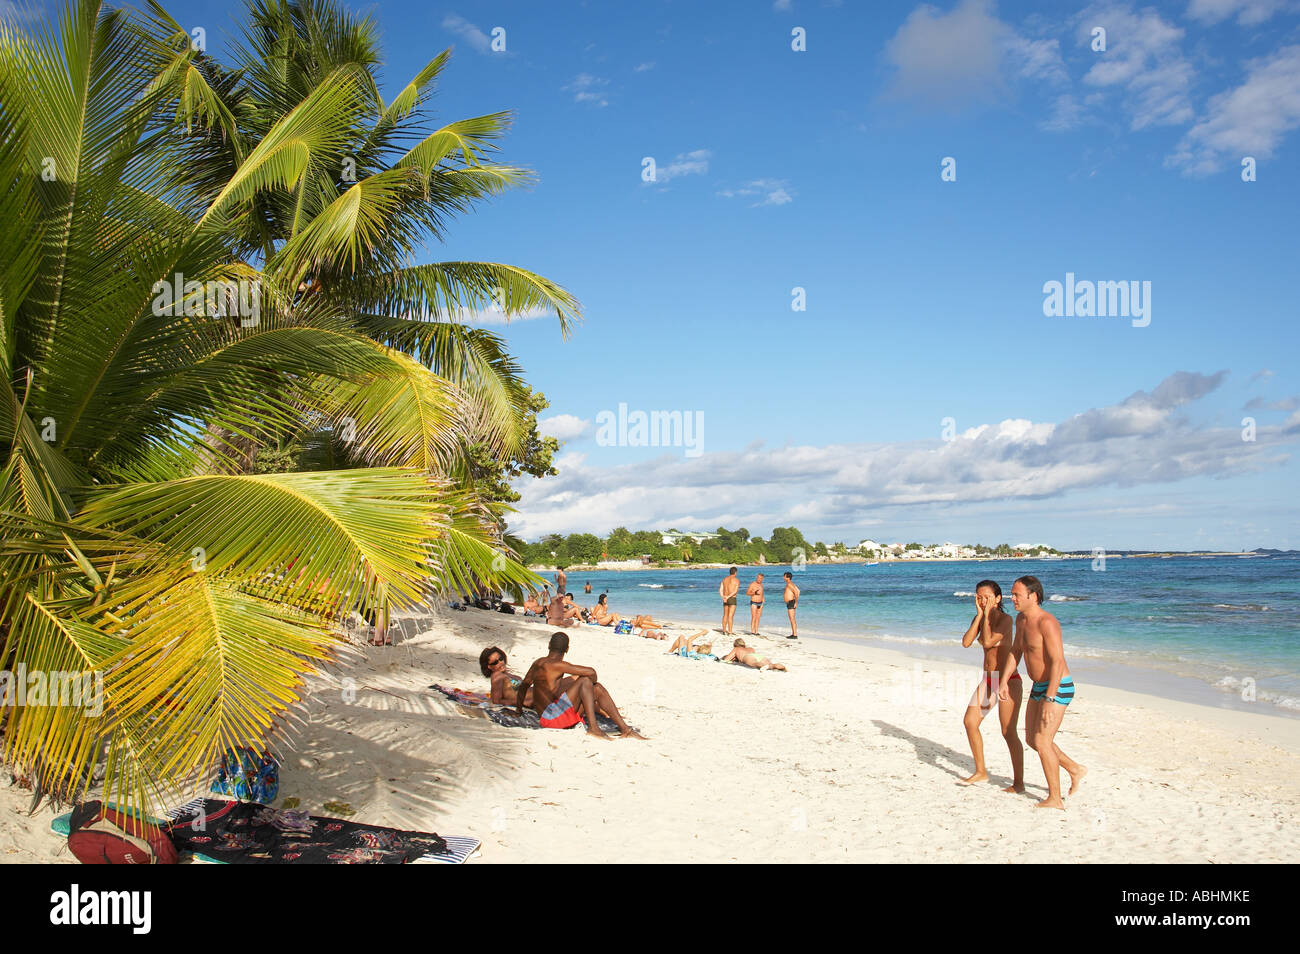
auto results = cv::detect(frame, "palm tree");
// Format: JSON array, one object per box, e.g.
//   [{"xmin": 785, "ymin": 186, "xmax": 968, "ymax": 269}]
[{"xmin": 0, "ymin": 0, "xmax": 574, "ymax": 814}]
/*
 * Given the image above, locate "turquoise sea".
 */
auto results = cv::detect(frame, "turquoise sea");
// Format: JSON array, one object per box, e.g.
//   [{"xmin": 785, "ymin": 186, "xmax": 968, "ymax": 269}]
[{"xmin": 555, "ymin": 556, "xmax": 1300, "ymax": 716}]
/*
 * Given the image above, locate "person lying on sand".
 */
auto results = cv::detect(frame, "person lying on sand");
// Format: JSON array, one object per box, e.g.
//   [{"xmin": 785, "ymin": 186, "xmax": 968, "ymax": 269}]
[
  {"xmin": 480, "ymin": 646, "xmax": 533, "ymax": 708},
  {"xmin": 515, "ymin": 632, "xmax": 646, "ymax": 739},
  {"xmin": 720, "ymin": 638, "xmax": 787, "ymax": 671},
  {"xmin": 667, "ymin": 630, "xmax": 711, "ymax": 655}
]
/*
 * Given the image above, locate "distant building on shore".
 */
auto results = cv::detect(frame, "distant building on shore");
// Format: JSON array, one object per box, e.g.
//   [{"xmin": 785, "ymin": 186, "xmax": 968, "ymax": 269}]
[{"xmin": 660, "ymin": 530, "xmax": 720, "ymax": 546}]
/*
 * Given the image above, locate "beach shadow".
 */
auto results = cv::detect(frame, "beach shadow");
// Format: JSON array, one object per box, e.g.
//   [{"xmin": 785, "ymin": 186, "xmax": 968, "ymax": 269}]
[{"xmin": 872, "ymin": 720, "xmax": 1048, "ymax": 795}]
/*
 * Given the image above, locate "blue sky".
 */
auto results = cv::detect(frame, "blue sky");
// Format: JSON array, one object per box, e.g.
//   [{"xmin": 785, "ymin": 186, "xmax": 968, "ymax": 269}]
[{"xmin": 12, "ymin": 0, "xmax": 1298, "ymax": 549}]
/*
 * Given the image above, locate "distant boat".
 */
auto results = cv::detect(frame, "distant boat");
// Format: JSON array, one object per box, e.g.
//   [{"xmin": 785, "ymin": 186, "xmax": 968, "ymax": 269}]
[{"xmin": 864, "ymin": 562, "xmax": 879, "ymax": 567}]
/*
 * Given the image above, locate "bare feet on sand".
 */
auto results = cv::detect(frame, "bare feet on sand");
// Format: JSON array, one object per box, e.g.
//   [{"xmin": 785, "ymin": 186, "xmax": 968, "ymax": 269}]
[
  {"xmin": 1034, "ymin": 797, "xmax": 1066, "ymax": 810},
  {"xmin": 1002, "ymin": 784, "xmax": 1026, "ymax": 794},
  {"xmin": 621, "ymin": 729, "xmax": 648, "ymax": 740},
  {"xmin": 1068, "ymin": 765, "xmax": 1088, "ymax": 795},
  {"xmin": 957, "ymin": 771, "xmax": 989, "ymax": 786}
]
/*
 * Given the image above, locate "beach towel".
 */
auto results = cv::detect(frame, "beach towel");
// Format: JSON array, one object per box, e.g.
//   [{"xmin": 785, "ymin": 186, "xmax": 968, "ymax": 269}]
[
  {"xmin": 210, "ymin": 747, "xmax": 279, "ymax": 803},
  {"xmin": 670, "ymin": 649, "xmax": 719, "ymax": 661},
  {"xmin": 52, "ymin": 799, "xmax": 479, "ymax": 865},
  {"xmin": 429, "ymin": 684, "xmax": 625, "ymax": 733}
]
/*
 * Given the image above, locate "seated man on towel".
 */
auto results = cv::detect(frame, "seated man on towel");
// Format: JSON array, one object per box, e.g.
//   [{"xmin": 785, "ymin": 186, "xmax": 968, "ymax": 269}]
[
  {"xmin": 515, "ymin": 632, "xmax": 647, "ymax": 739},
  {"xmin": 480, "ymin": 646, "xmax": 534, "ymax": 708},
  {"xmin": 720, "ymin": 638, "xmax": 787, "ymax": 672},
  {"xmin": 546, "ymin": 593, "xmax": 579, "ymax": 628},
  {"xmin": 522, "ymin": 593, "xmax": 544, "ymax": 617}
]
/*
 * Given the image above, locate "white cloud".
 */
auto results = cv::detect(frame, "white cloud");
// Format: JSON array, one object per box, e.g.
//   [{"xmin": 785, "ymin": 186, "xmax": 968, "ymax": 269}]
[
  {"xmin": 717, "ymin": 177, "xmax": 795, "ymax": 206},
  {"xmin": 539, "ymin": 414, "xmax": 592, "ymax": 441},
  {"xmin": 1187, "ymin": 0, "xmax": 1289, "ymax": 25},
  {"xmin": 633, "ymin": 61, "xmax": 656, "ymax": 72},
  {"xmin": 648, "ymin": 149, "xmax": 711, "ymax": 185},
  {"xmin": 511, "ymin": 371, "xmax": 1297, "ymax": 538},
  {"xmin": 442, "ymin": 14, "xmax": 492, "ymax": 54},
  {"xmin": 882, "ymin": 0, "xmax": 1066, "ymax": 109},
  {"xmin": 774, "ymin": 0, "xmax": 793, "ymax": 10},
  {"xmin": 566, "ymin": 73, "xmax": 610, "ymax": 107},
  {"xmin": 1167, "ymin": 44, "xmax": 1300, "ymax": 175},
  {"xmin": 1077, "ymin": 3, "xmax": 1194, "ymax": 130}
]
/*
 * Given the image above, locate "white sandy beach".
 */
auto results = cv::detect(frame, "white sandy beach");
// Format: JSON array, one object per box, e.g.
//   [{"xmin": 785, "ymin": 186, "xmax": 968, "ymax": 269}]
[{"xmin": 5, "ymin": 608, "xmax": 1299, "ymax": 864}]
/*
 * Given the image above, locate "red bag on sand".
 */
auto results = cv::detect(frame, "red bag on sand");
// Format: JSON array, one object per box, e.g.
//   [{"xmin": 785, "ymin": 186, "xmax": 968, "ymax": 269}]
[{"xmin": 66, "ymin": 800, "xmax": 178, "ymax": 864}]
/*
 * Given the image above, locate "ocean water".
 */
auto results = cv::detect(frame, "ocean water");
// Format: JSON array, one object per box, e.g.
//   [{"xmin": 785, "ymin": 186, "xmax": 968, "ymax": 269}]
[{"xmin": 553, "ymin": 556, "xmax": 1300, "ymax": 716}]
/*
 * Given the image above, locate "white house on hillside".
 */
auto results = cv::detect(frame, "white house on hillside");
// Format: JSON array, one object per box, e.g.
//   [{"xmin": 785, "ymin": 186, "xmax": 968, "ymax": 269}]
[{"xmin": 660, "ymin": 530, "xmax": 720, "ymax": 546}]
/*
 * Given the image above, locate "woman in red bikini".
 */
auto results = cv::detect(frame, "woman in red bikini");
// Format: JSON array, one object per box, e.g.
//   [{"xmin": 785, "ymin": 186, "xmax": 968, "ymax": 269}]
[{"xmin": 958, "ymin": 580, "xmax": 1025, "ymax": 792}]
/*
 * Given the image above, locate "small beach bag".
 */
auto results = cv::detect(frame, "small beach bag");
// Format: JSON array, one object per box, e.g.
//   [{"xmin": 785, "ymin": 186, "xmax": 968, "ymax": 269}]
[
  {"xmin": 613, "ymin": 620, "xmax": 633, "ymax": 635},
  {"xmin": 211, "ymin": 747, "xmax": 279, "ymax": 803},
  {"xmin": 66, "ymin": 801, "xmax": 178, "ymax": 865}
]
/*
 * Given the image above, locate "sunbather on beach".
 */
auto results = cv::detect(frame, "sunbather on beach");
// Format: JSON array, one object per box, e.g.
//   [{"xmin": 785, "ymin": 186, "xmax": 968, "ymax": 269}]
[
  {"xmin": 998, "ymin": 575, "xmax": 1087, "ymax": 810},
  {"xmin": 479, "ymin": 646, "xmax": 534, "ymax": 708},
  {"xmin": 546, "ymin": 594, "xmax": 577, "ymax": 627},
  {"xmin": 958, "ymin": 580, "xmax": 1024, "ymax": 792},
  {"xmin": 720, "ymin": 638, "xmax": 787, "ymax": 671},
  {"xmin": 522, "ymin": 593, "xmax": 544, "ymax": 616},
  {"xmin": 591, "ymin": 594, "xmax": 622, "ymax": 626},
  {"xmin": 667, "ymin": 630, "xmax": 710, "ymax": 655},
  {"xmin": 516, "ymin": 632, "xmax": 646, "ymax": 739}
]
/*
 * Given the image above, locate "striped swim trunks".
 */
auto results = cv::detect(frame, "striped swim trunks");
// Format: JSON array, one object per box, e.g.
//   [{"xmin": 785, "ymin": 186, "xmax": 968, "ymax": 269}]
[
  {"xmin": 539, "ymin": 692, "xmax": 584, "ymax": 729},
  {"xmin": 1030, "ymin": 676, "xmax": 1075, "ymax": 706}
]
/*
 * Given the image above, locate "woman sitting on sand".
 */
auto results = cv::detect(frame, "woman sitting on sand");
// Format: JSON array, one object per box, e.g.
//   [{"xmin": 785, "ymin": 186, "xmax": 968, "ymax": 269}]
[
  {"xmin": 590, "ymin": 594, "xmax": 623, "ymax": 626},
  {"xmin": 480, "ymin": 647, "xmax": 534, "ymax": 707},
  {"xmin": 720, "ymin": 639, "xmax": 787, "ymax": 672}
]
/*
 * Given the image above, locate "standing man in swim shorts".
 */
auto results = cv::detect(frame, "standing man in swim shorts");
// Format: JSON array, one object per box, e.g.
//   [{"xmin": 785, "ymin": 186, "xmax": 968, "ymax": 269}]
[
  {"xmin": 746, "ymin": 573, "xmax": 765, "ymax": 635},
  {"xmin": 719, "ymin": 566, "xmax": 740, "ymax": 635},
  {"xmin": 998, "ymin": 575, "xmax": 1086, "ymax": 809},
  {"xmin": 783, "ymin": 572, "xmax": 800, "ymax": 639},
  {"xmin": 515, "ymin": 632, "xmax": 645, "ymax": 739},
  {"xmin": 555, "ymin": 566, "xmax": 567, "ymax": 597},
  {"xmin": 958, "ymin": 580, "xmax": 1024, "ymax": 792}
]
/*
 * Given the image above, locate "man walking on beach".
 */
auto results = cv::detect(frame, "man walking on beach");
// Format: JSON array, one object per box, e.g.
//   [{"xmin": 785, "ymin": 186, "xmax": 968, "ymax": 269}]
[
  {"xmin": 998, "ymin": 575, "xmax": 1086, "ymax": 809},
  {"xmin": 515, "ymin": 632, "xmax": 646, "ymax": 739},
  {"xmin": 719, "ymin": 567, "xmax": 740, "ymax": 635},
  {"xmin": 746, "ymin": 573, "xmax": 765, "ymax": 635},
  {"xmin": 783, "ymin": 572, "xmax": 800, "ymax": 639}
]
